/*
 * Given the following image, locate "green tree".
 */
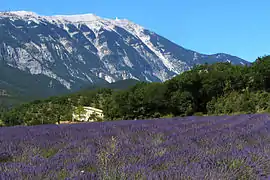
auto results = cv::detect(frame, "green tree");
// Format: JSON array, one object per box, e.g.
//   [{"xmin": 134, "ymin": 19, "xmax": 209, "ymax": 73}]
[
  {"xmin": 74, "ymin": 105, "xmax": 87, "ymax": 121},
  {"xmin": 88, "ymin": 112, "xmax": 103, "ymax": 122},
  {"xmin": 170, "ymin": 91, "xmax": 194, "ymax": 116}
]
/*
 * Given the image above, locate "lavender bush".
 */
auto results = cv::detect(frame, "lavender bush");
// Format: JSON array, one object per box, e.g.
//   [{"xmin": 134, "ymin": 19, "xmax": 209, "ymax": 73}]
[{"xmin": 1, "ymin": 114, "xmax": 270, "ymax": 179}]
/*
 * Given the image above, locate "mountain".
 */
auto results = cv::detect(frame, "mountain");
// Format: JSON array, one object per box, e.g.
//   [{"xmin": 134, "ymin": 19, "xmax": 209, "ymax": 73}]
[
  {"xmin": 0, "ymin": 11, "xmax": 249, "ymax": 99},
  {"xmin": 0, "ymin": 78, "xmax": 140, "ymax": 108},
  {"xmin": 0, "ymin": 60, "xmax": 70, "ymax": 104}
]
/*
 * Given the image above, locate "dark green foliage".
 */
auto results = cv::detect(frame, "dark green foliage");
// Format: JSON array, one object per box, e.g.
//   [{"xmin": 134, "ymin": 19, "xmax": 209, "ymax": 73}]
[
  {"xmin": 3, "ymin": 55, "xmax": 270, "ymax": 125},
  {"xmin": 104, "ymin": 82, "xmax": 168, "ymax": 120},
  {"xmin": 207, "ymin": 91, "xmax": 270, "ymax": 115},
  {"xmin": 88, "ymin": 113, "xmax": 103, "ymax": 122},
  {"xmin": 86, "ymin": 79, "xmax": 140, "ymax": 91},
  {"xmin": 1, "ymin": 88, "xmax": 112, "ymax": 126},
  {"xmin": 0, "ymin": 79, "xmax": 138, "ymax": 126},
  {"xmin": 103, "ymin": 56, "xmax": 270, "ymax": 120},
  {"xmin": 171, "ymin": 91, "xmax": 195, "ymax": 116}
]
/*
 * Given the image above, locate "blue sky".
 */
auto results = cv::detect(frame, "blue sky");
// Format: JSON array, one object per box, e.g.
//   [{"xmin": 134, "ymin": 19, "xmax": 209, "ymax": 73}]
[{"xmin": 2, "ymin": 0, "xmax": 270, "ymax": 62}]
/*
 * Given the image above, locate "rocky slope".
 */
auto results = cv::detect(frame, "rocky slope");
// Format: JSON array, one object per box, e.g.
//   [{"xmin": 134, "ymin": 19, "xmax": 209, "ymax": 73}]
[{"xmin": 0, "ymin": 11, "xmax": 249, "ymax": 92}]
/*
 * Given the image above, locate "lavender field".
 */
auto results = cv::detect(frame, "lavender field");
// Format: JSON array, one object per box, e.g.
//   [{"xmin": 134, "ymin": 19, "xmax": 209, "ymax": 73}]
[{"xmin": 1, "ymin": 114, "xmax": 270, "ymax": 179}]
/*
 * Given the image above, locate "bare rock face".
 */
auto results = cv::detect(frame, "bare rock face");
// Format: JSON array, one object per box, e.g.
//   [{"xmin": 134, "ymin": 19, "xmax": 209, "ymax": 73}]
[
  {"xmin": 0, "ymin": 89, "xmax": 9, "ymax": 96},
  {"xmin": 0, "ymin": 11, "xmax": 249, "ymax": 91}
]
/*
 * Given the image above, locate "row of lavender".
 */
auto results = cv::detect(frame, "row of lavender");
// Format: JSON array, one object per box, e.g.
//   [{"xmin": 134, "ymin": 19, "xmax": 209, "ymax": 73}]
[{"xmin": 0, "ymin": 114, "xmax": 270, "ymax": 179}]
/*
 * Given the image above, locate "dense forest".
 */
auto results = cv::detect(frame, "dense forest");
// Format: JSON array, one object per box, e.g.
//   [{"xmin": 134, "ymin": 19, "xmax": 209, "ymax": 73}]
[{"xmin": 1, "ymin": 55, "xmax": 270, "ymax": 126}]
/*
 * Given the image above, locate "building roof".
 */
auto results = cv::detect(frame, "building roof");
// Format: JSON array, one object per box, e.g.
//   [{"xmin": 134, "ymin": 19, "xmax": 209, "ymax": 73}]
[{"xmin": 83, "ymin": 106, "xmax": 103, "ymax": 113}]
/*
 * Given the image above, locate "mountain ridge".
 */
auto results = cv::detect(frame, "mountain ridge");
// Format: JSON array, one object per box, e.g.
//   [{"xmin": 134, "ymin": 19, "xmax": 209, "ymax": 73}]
[{"xmin": 0, "ymin": 11, "xmax": 249, "ymax": 96}]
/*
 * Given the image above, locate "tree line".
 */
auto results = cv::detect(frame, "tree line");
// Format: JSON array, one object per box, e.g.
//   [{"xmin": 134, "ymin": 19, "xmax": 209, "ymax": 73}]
[{"xmin": 1, "ymin": 55, "xmax": 270, "ymax": 126}]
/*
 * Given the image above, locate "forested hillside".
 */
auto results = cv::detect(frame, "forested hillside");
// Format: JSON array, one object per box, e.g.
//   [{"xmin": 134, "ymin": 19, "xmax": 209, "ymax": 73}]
[
  {"xmin": 104, "ymin": 55, "xmax": 270, "ymax": 120},
  {"xmin": 0, "ymin": 79, "xmax": 139, "ymax": 126},
  {"xmin": 1, "ymin": 55, "xmax": 270, "ymax": 126},
  {"xmin": 0, "ymin": 61, "xmax": 70, "ymax": 107}
]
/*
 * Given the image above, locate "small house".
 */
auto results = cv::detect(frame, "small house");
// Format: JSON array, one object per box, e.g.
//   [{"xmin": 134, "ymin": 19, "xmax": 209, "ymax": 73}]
[{"xmin": 72, "ymin": 106, "xmax": 104, "ymax": 122}]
